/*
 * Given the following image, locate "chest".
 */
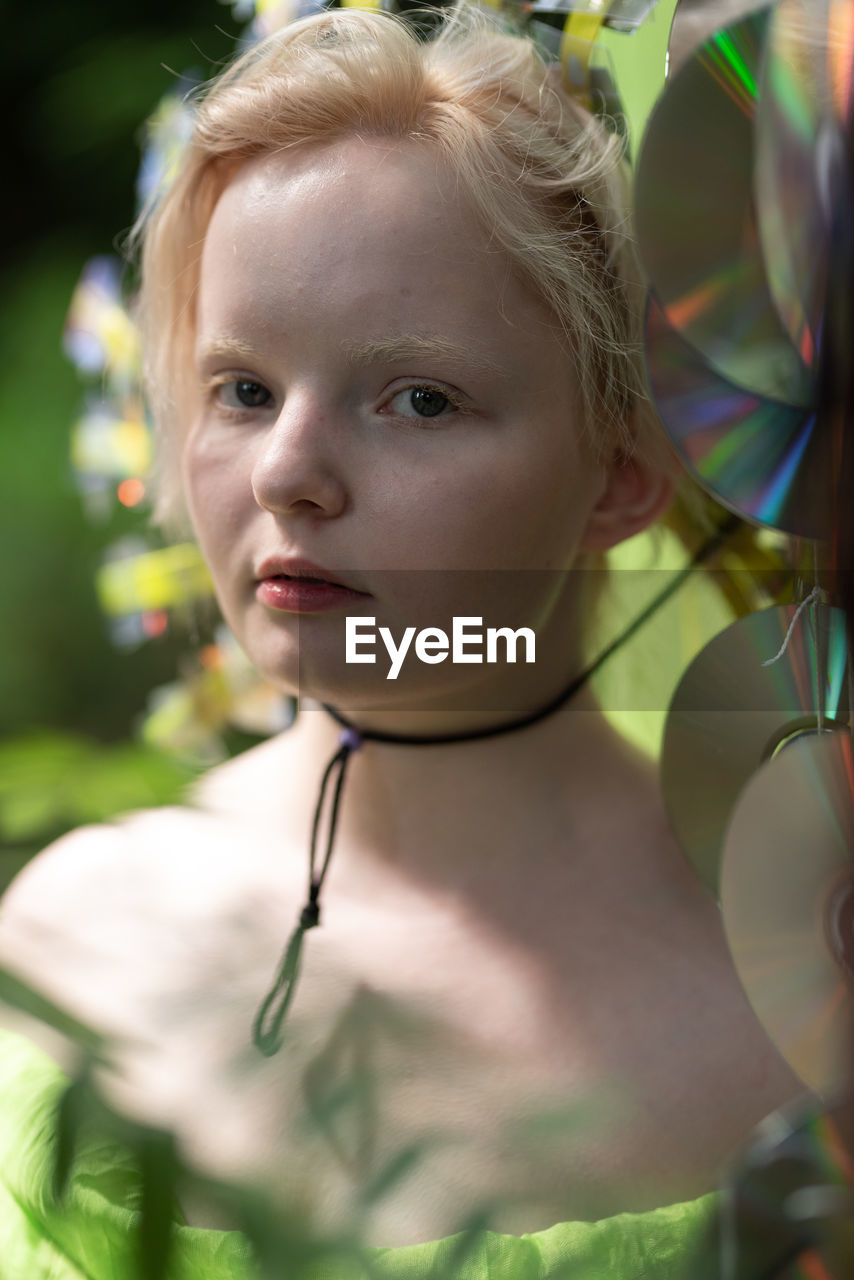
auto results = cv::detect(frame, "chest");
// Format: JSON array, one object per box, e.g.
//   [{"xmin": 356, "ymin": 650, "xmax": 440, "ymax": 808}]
[{"xmin": 85, "ymin": 883, "xmax": 758, "ymax": 1247}]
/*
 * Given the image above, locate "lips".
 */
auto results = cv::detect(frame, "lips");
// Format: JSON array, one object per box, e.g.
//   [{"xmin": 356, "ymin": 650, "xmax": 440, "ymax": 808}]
[{"xmin": 255, "ymin": 557, "xmax": 369, "ymax": 595}]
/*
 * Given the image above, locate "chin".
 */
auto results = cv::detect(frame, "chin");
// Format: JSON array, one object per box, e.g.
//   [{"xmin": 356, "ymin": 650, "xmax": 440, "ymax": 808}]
[{"xmin": 238, "ymin": 611, "xmax": 557, "ymax": 718}]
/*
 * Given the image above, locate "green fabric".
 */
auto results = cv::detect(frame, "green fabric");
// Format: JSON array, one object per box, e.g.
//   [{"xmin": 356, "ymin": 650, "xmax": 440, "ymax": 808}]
[{"xmin": 0, "ymin": 1027, "xmax": 720, "ymax": 1280}]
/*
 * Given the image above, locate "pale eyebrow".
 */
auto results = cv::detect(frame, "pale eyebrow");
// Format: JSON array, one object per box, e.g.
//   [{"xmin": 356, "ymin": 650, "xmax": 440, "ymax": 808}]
[
  {"xmin": 195, "ymin": 333, "xmax": 511, "ymax": 381},
  {"xmin": 342, "ymin": 334, "xmax": 510, "ymax": 382},
  {"xmin": 195, "ymin": 336, "xmax": 264, "ymax": 368}
]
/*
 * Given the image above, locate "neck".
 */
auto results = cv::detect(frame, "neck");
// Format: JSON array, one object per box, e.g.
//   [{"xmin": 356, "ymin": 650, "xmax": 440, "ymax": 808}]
[
  {"xmin": 288, "ymin": 679, "xmax": 618, "ymax": 897},
  {"xmin": 248, "ymin": 656, "xmax": 645, "ymax": 1055}
]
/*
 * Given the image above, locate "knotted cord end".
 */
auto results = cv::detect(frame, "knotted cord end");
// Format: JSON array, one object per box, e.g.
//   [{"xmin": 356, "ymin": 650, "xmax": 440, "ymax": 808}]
[
  {"xmin": 300, "ymin": 899, "xmax": 320, "ymax": 929},
  {"xmin": 251, "ymin": 918, "xmax": 309, "ymax": 1057}
]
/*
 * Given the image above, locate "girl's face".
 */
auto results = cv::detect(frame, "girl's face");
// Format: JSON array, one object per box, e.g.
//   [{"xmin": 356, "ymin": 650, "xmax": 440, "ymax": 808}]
[{"xmin": 185, "ymin": 136, "xmax": 619, "ymax": 714}]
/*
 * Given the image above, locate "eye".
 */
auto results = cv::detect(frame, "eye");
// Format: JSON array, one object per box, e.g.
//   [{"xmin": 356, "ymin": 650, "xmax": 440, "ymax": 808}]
[
  {"xmin": 214, "ymin": 378, "xmax": 273, "ymax": 410},
  {"xmin": 387, "ymin": 385, "xmax": 455, "ymax": 419}
]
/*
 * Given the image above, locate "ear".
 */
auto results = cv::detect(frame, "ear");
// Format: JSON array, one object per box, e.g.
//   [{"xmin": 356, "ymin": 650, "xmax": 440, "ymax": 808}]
[{"xmin": 579, "ymin": 450, "xmax": 676, "ymax": 553}]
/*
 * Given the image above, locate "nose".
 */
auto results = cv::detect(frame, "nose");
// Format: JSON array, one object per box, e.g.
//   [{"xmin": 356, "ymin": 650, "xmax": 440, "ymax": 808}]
[{"xmin": 250, "ymin": 392, "xmax": 347, "ymax": 518}]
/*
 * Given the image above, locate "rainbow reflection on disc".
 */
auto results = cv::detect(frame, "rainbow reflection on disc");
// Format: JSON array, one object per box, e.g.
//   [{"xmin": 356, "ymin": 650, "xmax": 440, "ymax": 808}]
[
  {"xmin": 644, "ymin": 291, "xmax": 830, "ymax": 538},
  {"xmin": 754, "ymin": 0, "xmax": 854, "ymax": 373},
  {"xmin": 721, "ymin": 730, "xmax": 854, "ymax": 1095},
  {"xmin": 634, "ymin": 6, "xmax": 811, "ymax": 406},
  {"xmin": 661, "ymin": 603, "xmax": 848, "ymax": 894}
]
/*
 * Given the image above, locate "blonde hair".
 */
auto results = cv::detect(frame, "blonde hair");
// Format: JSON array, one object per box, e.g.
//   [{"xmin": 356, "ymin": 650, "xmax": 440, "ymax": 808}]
[{"xmin": 133, "ymin": 3, "xmax": 666, "ymax": 532}]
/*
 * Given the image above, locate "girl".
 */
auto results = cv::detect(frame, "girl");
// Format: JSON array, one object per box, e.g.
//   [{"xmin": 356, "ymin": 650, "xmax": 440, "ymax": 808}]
[{"xmin": 0, "ymin": 4, "xmax": 801, "ymax": 1273}]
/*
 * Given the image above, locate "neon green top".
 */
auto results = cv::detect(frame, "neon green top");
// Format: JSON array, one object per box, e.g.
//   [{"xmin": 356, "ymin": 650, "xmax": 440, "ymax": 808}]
[{"xmin": 0, "ymin": 1027, "xmax": 721, "ymax": 1280}]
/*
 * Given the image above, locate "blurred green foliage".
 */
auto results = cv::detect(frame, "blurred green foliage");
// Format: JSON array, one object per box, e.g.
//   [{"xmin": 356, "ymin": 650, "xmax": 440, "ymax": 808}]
[
  {"xmin": 0, "ymin": 728, "xmax": 200, "ymax": 890},
  {"xmin": 0, "ymin": 3, "xmax": 243, "ymax": 862}
]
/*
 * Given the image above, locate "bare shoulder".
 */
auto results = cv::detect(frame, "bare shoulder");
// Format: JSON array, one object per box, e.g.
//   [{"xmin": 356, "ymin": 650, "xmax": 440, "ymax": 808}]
[
  {"xmin": 0, "ymin": 821, "xmax": 135, "ymax": 1068},
  {"xmin": 0, "ymin": 728, "xmax": 300, "ymax": 953},
  {"xmin": 0, "ymin": 792, "xmax": 275, "ymax": 1039},
  {"xmin": 0, "ymin": 821, "xmax": 133, "ymax": 966},
  {"xmin": 0, "ymin": 804, "xmax": 226, "ymax": 937},
  {"xmin": 0, "ymin": 734, "xmax": 338, "ymax": 1067},
  {"xmin": 587, "ymin": 727, "xmax": 805, "ymax": 1131}
]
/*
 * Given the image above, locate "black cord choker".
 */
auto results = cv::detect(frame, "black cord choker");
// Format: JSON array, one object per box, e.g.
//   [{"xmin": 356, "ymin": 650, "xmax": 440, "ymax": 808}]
[
  {"xmin": 251, "ymin": 666, "xmax": 591, "ymax": 1056},
  {"xmin": 251, "ymin": 516, "xmax": 739, "ymax": 1055}
]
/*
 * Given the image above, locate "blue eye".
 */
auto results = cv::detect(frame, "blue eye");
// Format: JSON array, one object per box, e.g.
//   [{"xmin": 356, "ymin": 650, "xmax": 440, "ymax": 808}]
[
  {"xmin": 217, "ymin": 379, "xmax": 272, "ymax": 409},
  {"xmin": 389, "ymin": 386, "xmax": 453, "ymax": 418}
]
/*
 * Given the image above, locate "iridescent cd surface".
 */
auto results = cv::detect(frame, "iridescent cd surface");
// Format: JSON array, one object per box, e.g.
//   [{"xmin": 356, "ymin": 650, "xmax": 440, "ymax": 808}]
[
  {"xmin": 661, "ymin": 603, "xmax": 848, "ymax": 894},
  {"xmin": 634, "ymin": 7, "xmax": 811, "ymax": 406},
  {"xmin": 755, "ymin": 0, "xmax": 832, "ymax": 373},
  {"xmin": 755, "ymin": 0, "xmax": 854, "ymax": 369},
  {"xmin": 644, "ymin": 291, "xmax": 830, "ymax": 538},
  {"xmin": 720, "ymin": 730, "xmax": 854, "ymax": 1094}
]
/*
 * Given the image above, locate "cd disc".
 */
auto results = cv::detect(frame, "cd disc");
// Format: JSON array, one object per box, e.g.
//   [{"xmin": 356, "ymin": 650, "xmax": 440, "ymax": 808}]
[
  {"xmin": 720, "ymin": 730, "xmax": 854, "ymax": 1094},
  {"xmin": 661, "ymin": 603, "xmax": 848, "ymax": 894},
  {"xmin": 644, "ymin": 290, "xmax": 828, "ymax": 538},
  {"xmin": 755, "ymin": 0, "xmax": 854, "ymax": 369},
  {"xmin": 634, "ymin": 7, "xmax": 811, "ymax": 407},
  {"xmin": 754, "ymin": 0, "xmax": 832, "ymax": 372}
]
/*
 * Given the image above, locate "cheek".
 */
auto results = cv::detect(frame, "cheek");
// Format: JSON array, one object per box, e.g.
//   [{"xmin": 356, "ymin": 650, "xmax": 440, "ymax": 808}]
[
  {"xmin": 421, "ymin": 461, "xmax": 589, "ymax": 571},
  {"xmin": 181, "ymin": 425, "xmax": 253, "ymax": 563},
  {"xmin": 498, "ymin": 432, "xmax": 602, "ymax": 566}
]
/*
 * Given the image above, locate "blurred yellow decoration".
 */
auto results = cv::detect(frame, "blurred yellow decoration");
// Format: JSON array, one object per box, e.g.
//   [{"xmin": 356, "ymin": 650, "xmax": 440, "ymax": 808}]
[
  {"xmin": 101, "ymin": 307, "xmax": 139, "ymax": 378},
  {"xmin": 64, "ymin": 258, "xmax": 141, "ymax": 386},
  {"xmin": 142, "ymin": 625, "xmax": 293, "ymax": 762},
  {"xmin": 70, "ymin": 400, "xmax": 152, "ymax": 480},
  {"xmin": 138, "ymin": 95, "xmax": 197, "ymax": 208},
  {"xmin": 142, "ymin": 673, "xmax": 233, "ymax": 764},
  {"xmin": 96, "ymin": 544, "xmax": 213, "ymax": 616},
  {"xmin": 249, "ymin": 0, "xmax": 325, "ymax": 38},
  {"xmin": 559, "ymin": 7, "xmax": 607, "ymax": 112}
]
